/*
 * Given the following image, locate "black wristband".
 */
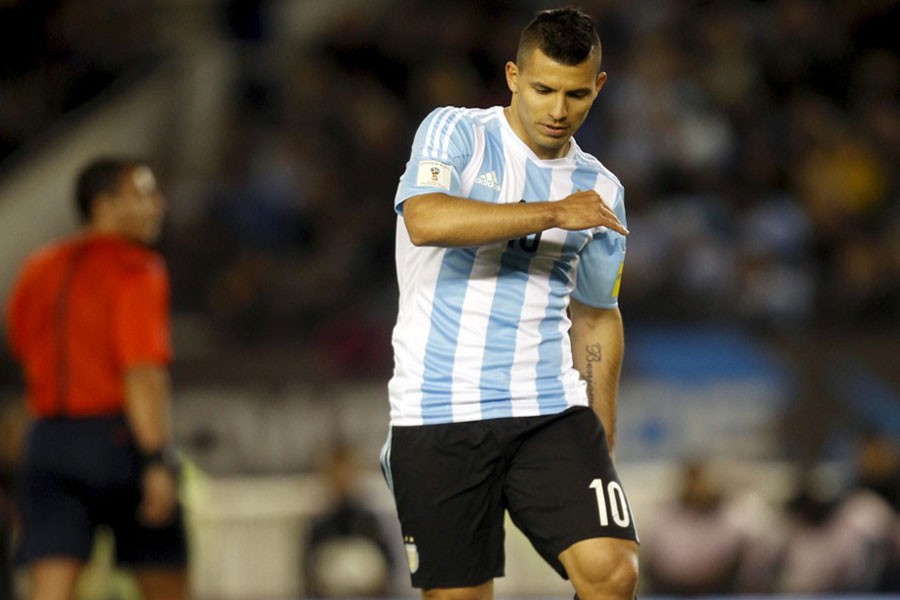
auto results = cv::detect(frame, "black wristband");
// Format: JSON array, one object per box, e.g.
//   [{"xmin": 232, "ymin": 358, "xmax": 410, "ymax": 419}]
[{"xmin": 140, "ymin": 446, "xmax": 181, "ymax": 475}]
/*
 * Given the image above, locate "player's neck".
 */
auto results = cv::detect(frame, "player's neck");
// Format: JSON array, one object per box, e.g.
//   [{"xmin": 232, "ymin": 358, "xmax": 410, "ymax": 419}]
[{"xmin": 502, "ymin": 105, "xmax": 571, "ymax": 160}]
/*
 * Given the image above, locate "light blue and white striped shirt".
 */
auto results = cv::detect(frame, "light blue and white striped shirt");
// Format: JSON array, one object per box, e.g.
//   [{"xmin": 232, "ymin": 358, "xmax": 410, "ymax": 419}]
[{"xmin": 388, "ymin": 106, "xmax": 626, "ymax": 426}]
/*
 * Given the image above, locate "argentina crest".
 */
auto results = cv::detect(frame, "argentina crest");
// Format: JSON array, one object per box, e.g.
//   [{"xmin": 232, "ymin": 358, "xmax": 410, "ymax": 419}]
[{"xmin": 404, "ymin": 536, "xmax": 419, "ymax": 574}]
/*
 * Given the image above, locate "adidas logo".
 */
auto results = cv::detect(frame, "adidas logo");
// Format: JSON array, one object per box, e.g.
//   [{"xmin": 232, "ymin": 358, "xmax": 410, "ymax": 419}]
[{"xmin": 475, "ymin": 171, "xmax": 501, "ymax": 191}]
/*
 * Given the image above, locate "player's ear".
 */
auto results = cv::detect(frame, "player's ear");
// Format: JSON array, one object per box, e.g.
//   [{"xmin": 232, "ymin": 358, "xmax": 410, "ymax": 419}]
[
  {"xmin": 595, "ymin": 71, "xmax": 608, "ymax": 93},
  {"xmin": 505, "ymin": 61, "xmax": 519, "ymax": 94}
]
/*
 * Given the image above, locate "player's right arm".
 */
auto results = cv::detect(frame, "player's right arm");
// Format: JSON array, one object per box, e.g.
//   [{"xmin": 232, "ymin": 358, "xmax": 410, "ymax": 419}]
[
  {"xmin": 395, "ymin": 107, "xmax": 626, "ymax": 248},
  {"xmin": 403, "ymin": 189, "xmax": 627, "ymax": 247}
]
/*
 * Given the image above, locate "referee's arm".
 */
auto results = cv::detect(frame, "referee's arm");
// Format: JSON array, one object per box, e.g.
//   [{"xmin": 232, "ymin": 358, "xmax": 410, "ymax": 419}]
[{"xmin": 125, "ymin": 364, "xmax": 178, "ymax": 526}]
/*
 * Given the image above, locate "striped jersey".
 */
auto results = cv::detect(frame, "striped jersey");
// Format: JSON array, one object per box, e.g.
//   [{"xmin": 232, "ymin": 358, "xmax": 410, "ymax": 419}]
[{"xmin": 388, "ymin": 106, "xmax": 626, "ymax": 426}]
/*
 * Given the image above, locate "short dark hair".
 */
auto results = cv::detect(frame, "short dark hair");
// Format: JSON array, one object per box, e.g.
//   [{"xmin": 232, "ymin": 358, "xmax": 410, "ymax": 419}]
[
  {"xmin": 75, "ymin": 157, "xmax": 145, "ymax": 223},
  {"xmin": 517, "ymin": 7, "xmax": 601, "ymax": 70}
]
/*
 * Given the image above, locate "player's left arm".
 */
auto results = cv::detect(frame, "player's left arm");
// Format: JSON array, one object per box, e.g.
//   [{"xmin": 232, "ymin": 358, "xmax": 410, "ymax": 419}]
[{"xmin": 569, "ymin": 299, "xmax": 624, "ymax": 459}]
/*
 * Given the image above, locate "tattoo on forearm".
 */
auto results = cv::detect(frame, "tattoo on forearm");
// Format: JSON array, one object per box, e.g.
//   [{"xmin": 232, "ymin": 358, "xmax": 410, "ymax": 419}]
[{"xmin": 584, "ymin": 343, "xmax": 602, "ymax": 404}]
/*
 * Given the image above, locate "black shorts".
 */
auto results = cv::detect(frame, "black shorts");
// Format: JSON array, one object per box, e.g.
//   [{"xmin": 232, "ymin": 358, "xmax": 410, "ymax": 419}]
[
  {"xmin": 16, "ymin": 416, "xmax": 188, "ymax": 568},
  {"xmin": 382, "ymin": 406, "xmax": 638, "ymax": 589}
]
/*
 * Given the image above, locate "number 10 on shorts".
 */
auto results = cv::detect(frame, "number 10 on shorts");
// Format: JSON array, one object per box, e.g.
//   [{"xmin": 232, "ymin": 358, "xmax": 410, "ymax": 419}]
[{"xmin": 590, "ymin": 479, "xmax": 632, "ymax": 528}]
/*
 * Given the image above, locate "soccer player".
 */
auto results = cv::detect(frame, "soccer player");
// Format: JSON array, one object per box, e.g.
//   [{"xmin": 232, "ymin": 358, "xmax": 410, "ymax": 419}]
[
  {"xmin": 382, "ymin": 7, "xmax": 639, "ymax": 600},
  {"xmin": 6, "ymin": 158, "xmax": 189, "ymax": 600}
]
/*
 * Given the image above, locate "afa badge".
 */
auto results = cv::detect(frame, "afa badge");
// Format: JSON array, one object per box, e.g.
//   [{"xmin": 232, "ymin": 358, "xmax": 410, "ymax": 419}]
[{"xmin": 404, "ymin": 536, "xmax": 419, "ymax": 574}]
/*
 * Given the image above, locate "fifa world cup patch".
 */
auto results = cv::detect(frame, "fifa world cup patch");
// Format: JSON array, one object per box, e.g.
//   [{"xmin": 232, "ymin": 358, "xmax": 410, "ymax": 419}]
[{"xmin": 416, "ymin": 160, "xmax": 452, "ymax": 190}]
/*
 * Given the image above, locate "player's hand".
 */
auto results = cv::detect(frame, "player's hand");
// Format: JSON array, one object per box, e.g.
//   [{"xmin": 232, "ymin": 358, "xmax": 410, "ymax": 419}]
[
  {"xmin": 555, "ymin": 190, "xmax": 629, "ymax": 235},
  {"xmin": 139, "ymin": 463, "xmax": 178, "ymax": 527}
]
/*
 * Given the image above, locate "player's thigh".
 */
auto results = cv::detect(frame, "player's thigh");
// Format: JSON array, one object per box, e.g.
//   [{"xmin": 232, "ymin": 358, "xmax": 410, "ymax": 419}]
[
  {"xmin": 422, "ymin": 580, "xmax": 494, "ymax": 600},
  {"xmin": 28, "ymin": 558, "xmax": 82, "ymax": 600},
  {"xmin": 133, "ymin": 567, "xmax": 190, "ymax": 600},
  {"xmin": 504, "ymin": 407, "xmax": 638, "ymax": 577},
  {"xmin": 385, "ymin": 423, "xmax": 506, "ymax": 589}
]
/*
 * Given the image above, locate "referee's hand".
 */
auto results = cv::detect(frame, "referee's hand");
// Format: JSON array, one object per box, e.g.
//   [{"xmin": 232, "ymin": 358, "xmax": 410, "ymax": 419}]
[{"xmin": 139, "ymin": 464, "xmax": 178, "ymax": 526}]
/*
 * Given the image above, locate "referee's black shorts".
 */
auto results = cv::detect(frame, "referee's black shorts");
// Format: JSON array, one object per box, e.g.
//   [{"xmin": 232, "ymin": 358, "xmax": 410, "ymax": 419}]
[
  {"xmin": 382, "ymin": 406, "xmax": 638, "ymax": 589},
  {"xmin": 17, "ymin": 415, "xmax": 187, "ymax": 568}
]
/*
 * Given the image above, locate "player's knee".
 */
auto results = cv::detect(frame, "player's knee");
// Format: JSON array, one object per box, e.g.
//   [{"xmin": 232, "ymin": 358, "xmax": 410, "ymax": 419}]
[
  {"xmin": 601, "ymin": 554, "xmax": 638, "ymax": 598},
  {"xmin": 588, "ymin": 557, "xmax": 637, "ymax": 598},
  {"xmin": 564, "ymin": 539, "xmax": 639, "ymax": 599}
]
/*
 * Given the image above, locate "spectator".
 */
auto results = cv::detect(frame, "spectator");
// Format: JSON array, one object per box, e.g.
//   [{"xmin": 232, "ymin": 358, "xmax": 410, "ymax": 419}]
[
  {"xmin": 302, "ymin": 442, "xmax": 395, "ymax": 598},
  {"xmin": 775, "ymin": 471, "xmax": 894, "ymax": 593},
  {"xmin": 641, "ymin": 461, "xmax": 746, "ymax": 594}
]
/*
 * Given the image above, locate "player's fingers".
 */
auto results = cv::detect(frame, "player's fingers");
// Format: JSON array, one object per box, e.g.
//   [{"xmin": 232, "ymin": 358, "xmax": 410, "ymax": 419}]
[
  {"xmin": 608, "ymin": 220, "xmax": 629, "ymax": 236},
  {"xmin": 600, "ymin": 211, "xmax": 628, "ymax": 235},
  {"xmin": 597, "ymin": 202, "xmax": 629, "ymax": 235}
]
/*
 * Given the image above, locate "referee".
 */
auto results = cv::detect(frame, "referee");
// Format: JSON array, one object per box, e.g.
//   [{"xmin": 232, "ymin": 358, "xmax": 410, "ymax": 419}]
[{"xmin": 5, "ymin": 158, "xmax": 189, "ymax": 600}]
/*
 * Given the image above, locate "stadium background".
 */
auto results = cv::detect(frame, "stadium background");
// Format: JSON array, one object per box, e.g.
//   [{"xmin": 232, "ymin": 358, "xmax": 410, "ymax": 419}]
[{"xmin": 0, "ymin": 0, "xmax": 898, "ymax": 598}]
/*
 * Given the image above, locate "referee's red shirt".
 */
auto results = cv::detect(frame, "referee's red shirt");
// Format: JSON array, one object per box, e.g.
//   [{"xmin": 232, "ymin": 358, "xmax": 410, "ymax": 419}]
[{"xmin": 6, "ymin": 234, "xmax": 172, "ymax": 417}]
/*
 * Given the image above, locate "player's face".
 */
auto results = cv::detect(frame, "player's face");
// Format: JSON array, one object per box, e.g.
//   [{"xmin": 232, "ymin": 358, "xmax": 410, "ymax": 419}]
[
  {"xmin": 505, "ymin": 47, "xmax": 606, "ymax": 160},
  {"xmin": 114, "ymin": 166, "xmax": 166, "ymax": 244}
]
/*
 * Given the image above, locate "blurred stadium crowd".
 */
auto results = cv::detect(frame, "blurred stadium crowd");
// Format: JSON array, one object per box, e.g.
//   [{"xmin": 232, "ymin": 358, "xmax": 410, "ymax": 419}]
[
  {"xmin": 640, "ymin": 440, "xmax": 900, "ymax": 594},
  {"xmin": 2, "ymin": 0, "xmax": 898, "ymax": 349},
  {"xmin": 1, "ymin": 0, "xmax": 899, "ymax": 596},
  {"xmin": 172, "ymin": 0, "xmax": 900, "ymax": 354}
]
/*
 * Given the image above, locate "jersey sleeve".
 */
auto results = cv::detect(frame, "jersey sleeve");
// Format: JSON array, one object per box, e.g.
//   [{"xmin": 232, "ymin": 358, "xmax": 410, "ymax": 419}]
[
  {"xmin": 114, "ymin": 257, "xmax": 172, "ymax": 367},
  {"xmin": 394, "ymin": 106, "xmax": 475, "ymax": 213},
  {"xmin": 572, "ymin": 187, "xmax": 627, "ymax": 309}
]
